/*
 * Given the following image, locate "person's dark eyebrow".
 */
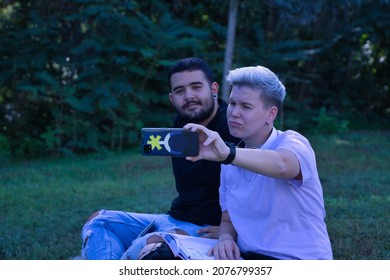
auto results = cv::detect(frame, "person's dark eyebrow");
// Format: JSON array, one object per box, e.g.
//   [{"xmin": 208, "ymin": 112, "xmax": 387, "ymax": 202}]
[{"xmin": 172, "ymin": 81, "xmax": 204, "ymax": 92}]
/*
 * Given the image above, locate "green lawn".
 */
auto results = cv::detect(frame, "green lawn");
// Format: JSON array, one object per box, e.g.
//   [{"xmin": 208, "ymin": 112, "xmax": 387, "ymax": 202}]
[{"xmin": 1, "ymin": 130, "xmax": 389, "ymax": 260}]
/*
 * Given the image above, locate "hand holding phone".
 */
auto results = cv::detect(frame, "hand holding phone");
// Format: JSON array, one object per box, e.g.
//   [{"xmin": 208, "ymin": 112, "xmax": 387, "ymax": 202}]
[{"xmin": 141, "ymin": 128, "xmax": 199, "ymax": 156}]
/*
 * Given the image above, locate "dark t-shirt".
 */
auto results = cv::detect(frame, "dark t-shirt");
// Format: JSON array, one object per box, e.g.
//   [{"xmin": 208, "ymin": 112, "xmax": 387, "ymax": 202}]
[{"xmin": 168, "ymin": 100, "xmax": 239, "ymax": 225}]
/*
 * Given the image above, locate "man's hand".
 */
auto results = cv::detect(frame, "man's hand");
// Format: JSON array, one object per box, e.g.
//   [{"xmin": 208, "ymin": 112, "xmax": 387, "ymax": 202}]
[{"xmin": 197, "ymin": 226, "xmax": 219, "ymax": 239}]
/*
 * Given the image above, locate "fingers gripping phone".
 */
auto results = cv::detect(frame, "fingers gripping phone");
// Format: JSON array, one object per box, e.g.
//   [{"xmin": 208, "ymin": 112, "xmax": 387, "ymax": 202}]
[{"xmin": 141, "ymin": 128, "xmax": 199, "ymax": 156}]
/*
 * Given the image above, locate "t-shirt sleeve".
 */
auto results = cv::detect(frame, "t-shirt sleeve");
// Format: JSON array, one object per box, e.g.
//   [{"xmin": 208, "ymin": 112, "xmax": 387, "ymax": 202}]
[{"xmin": 275, "ymin": 130, "xmax": 317, "ymax": 188}]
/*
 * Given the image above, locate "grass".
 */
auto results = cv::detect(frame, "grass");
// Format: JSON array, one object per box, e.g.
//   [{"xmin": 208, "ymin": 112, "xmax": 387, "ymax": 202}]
[
  {"xmin": 0, "ymin": 130, "xmax": 389, "ymax": 260},
  {"xmin": 312, "ymin": 130, "xmax": 390, "ymax": 259},
  {"xmin": 0, "ymin": 152, "xmax": 176, "ymax": 259}
]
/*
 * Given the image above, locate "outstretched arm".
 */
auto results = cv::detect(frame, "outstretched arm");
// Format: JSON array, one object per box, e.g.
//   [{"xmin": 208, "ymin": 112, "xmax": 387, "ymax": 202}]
[{"xmin": 184, "ymin": 123, "xmax": 301, "ymax": 180}]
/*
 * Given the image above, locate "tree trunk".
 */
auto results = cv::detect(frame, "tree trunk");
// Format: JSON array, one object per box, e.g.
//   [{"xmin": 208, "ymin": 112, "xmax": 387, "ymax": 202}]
[{"xmin": 222, "ymin": 0, "xmax": 239, "ymax": 102}]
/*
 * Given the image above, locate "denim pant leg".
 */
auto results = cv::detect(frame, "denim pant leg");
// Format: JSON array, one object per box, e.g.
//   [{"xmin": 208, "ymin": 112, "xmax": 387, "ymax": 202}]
[
  {"xmin": 81, "ymin": 209, "xmax": 160, "ymax": 259},
  {"xmin": 123, "ymin": 216, "xmax": 207, "ymax": 260}
]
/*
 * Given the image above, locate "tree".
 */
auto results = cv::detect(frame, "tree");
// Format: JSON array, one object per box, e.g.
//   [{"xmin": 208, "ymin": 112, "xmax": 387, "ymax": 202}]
[
  {"xmin": 221, "ymin": 0, "xmax": 238, "ymax": 101},
  {"xmin": 1, "ymin": 0, "xmax": 388, "ymax": 159},
  {"xmin": 0, "ymin": 0, "xmax": 212, "ymax": 157}
]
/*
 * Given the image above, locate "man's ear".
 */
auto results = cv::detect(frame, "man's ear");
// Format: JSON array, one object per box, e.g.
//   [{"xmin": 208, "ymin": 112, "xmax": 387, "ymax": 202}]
[
  {"xmin": 211, "ymin": 82, "xmax": 219, "ymax": 96},
  {"xmin": 168, "ymin": 92, "xmax": 174, "ymax": 104}
]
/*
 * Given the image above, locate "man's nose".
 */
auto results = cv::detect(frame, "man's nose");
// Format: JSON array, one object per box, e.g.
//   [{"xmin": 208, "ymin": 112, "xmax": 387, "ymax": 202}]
[{"xmin": 184, "ymin": 89, "xmax": 195, "ymax": 100}]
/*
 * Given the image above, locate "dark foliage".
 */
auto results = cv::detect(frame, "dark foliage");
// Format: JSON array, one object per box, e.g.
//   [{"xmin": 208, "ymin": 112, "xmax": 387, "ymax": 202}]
[{"xmin": 0, "ymin": 0, "xmax": 389, "ymax": 158}]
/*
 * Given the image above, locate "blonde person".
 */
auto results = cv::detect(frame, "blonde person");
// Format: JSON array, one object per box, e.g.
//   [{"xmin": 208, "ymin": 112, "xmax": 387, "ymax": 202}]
[{"xmin": 185, "ymin": 65, "xmax": 333, "ymax": 260}]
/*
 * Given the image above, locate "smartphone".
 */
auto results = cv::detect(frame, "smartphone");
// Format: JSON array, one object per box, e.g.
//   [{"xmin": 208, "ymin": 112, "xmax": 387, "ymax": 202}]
[{"xmin": 141, "ymin": 128, "xmax": 199, "ymax": 156}]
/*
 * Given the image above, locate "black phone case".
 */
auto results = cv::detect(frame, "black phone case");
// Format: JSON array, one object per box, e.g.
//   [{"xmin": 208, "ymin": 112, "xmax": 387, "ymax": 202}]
[{"xmin": 141, "ymin": 128, "xmax": 199, "ymax": 156}]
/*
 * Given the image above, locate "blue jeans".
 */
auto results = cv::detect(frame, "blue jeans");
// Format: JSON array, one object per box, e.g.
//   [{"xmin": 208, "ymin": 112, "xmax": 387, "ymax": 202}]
[{"xmin": 81, "ymin": 209, "xmax": 206, "ymax": 259}]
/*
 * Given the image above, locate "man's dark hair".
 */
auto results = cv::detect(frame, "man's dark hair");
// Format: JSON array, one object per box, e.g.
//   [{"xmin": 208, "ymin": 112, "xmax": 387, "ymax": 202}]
[{"xmin": 168, "ymin": 57, "xmax": 213, "ymax": 90}]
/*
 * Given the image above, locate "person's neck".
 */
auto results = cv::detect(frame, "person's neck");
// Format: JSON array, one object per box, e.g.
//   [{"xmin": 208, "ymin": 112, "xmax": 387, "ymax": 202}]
[{"xmin": 243, "ymin": 126, "xmax": 273, "ymax": 148}]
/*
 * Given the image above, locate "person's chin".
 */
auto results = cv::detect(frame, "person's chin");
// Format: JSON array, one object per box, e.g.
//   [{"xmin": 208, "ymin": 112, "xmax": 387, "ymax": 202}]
[
  {"xmin": 228, "ymin": 126, "xmax": 243, "ymax": 138},
  {"xmin": 183, "ymin": 108, "xmax": 201, "ymax": 118},
  {"xmin": 181, "ymin": 113, "xmax": 201, "ymax": 123}
]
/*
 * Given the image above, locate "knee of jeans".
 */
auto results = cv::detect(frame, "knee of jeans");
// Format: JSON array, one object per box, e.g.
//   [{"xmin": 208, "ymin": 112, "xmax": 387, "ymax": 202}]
[
  {"xmin": 123, "ymin": 232, "xmax": 167, "ymax": 260},
  {"xmin": 81, "ymin": 229, "xmax": 92, "ymax": 259},
  {"xmin": 146, "ymin": 234, "xmax": 165, "ymax": 244},
  {"xmin": 81, "ymin": 210, "xmax": 105, "ymax": 254},
  {"xmin": 82, "ymin": 209, "xmax": 106, "ymax": 232},
  {"xmin": 85, "ymin": 209, "xmax": 104, "ymax": 223},
  {"xmin": 121, "ymin": 234, "xmax": 149, "ymax": 260}
]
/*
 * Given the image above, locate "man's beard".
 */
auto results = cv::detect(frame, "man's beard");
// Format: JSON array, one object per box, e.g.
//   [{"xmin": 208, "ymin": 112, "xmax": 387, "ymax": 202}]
[{"xmin": 178, "ymin": 96, "xmax": 215, "ymax": 124}]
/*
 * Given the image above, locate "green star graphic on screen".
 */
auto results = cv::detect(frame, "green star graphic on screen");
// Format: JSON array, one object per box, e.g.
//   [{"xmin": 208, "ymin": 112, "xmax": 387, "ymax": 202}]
[{"xmin": 141, "ymin": 128, "xmax": 199, "ymax": 157}]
